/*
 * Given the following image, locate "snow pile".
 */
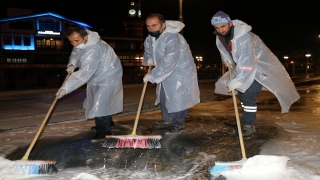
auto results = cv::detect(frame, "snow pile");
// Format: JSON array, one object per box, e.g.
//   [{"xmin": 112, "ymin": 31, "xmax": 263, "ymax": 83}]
[
  {"xmin": 0, "ymin": 156, "xmax": 21, "ymax": 175},
  {"xmin": 71, "ymin": 172, "xmax": 102, "ymax": 180},
  {"xmin": 221, "ymin": 155, "xmax": 290, "ymax": 180}
]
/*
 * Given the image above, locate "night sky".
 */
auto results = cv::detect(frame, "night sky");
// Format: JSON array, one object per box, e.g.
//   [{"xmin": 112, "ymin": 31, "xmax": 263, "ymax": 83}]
[{"xmin": 1, "ymin": 0, "xmax": 320, "ymax": 61}]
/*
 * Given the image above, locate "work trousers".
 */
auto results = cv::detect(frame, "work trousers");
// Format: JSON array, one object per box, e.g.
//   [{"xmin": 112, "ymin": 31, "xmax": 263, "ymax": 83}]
[
  {"xmin": 94, "ymin": 115, "xmax": 113, "ymax": 133},
  {"xmin": 237, "ymin": 80, "xmax": 262, "ymax": 126},
  {"xmin": 160, "ymin": 84, "xmax": 188, "ymax": 126}
]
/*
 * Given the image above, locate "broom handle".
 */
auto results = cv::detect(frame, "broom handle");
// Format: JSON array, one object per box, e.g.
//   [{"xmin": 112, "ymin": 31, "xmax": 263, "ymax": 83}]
[
  {"xmin": 132, "ymin": 65, "xmax": 152, "ymax": 135},
  {"xmin": 227, "ymin": 62, "xmax": 247, "ymax": 159},
  {"xmin": 22, "ymin": 73, "xmax": 71, "ymax": 160}
]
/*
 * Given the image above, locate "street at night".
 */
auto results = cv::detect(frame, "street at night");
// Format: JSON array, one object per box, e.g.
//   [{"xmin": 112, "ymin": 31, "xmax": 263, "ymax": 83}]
[
  {"xmin": 1, "ymin": 1, "xmax": 320, "ymax": 179},
  {"xmin": 0, "ymin": 77, "xmax": 320, "ymax": 179}
]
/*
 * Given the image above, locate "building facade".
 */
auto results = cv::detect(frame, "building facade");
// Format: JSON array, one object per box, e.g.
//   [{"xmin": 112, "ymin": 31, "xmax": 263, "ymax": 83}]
[{"xmin": 0, "ymin": 5, "xmax": 145, "ymax": 91}]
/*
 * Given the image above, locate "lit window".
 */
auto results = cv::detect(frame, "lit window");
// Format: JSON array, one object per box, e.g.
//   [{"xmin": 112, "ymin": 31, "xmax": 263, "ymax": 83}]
[
  {"xmin": 50, "ymin": 40, "xmax": 56, "ymax": 48},
  {"xmin": 36, "ymin": 40, "xmax": 43, "ymax": 48},
  {"xmin": 7, "ymin": 58, "xmax": 27, "ymax": 63},
  {"xmin": 46, "ymin": 40, "xmax": 50, "ymax": 46}
]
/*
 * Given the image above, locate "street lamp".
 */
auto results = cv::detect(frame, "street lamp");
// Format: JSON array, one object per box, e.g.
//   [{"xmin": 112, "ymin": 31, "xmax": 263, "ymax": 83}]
[
  {"xmin": 195, "ymin": 56, "xmax": 202, "ymax": 69},
  {"xmin": 284, "ymin": 56, "xmax": 289, "ymax": 70},
  {"xmin": 290, "ymin": 61, "xmax": 295, "ymax": 76},
  {"xmin": 305, "ymin": 53, "xmax": 311, "ymax": 78}
]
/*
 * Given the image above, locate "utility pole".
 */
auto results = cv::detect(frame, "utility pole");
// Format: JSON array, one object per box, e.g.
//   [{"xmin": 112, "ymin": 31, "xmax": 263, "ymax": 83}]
[{"xmin": 179, "ymin": 0, "xmax": 183, "ymax": 35}]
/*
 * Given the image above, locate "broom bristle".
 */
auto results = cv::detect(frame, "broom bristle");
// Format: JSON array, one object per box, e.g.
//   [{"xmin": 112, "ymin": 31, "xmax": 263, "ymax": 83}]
[
  {"xmin": 103, "ymin": 135, "xmax": 162, "ymax": 149},
  {"xmin": 210, "ymin": 158, "xmax": 246, "ymax": 176},
  {"xmin": 14, "ymin": 160, "xmax": 58, "ymax": 175}
]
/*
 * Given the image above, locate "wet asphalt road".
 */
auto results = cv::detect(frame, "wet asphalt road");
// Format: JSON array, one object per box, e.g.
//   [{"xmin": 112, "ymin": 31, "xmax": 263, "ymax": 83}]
[{"xmin": 4, "ymin": 79, "xmax": 320, "ymax": 179}]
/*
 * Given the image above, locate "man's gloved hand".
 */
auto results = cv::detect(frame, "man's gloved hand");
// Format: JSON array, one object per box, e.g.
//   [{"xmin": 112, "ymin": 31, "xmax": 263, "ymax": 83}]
[
  {"xmin": 227, "ymin": 80, "xmax": 242, "ymax": 92},
  {"xmin": 66, "ymin": 65, "xmax": 75, "ymax": 74},
  {"xmin": 147, "ymin": 59, "xmax": 154, "ymax": 66},
  {"xmin": 143, "ymin": 73, "xmax": 152, "ymax": 83},
  {"xmin": 56, "ymin": 89, "xmax": 66, "ymax": 99}
]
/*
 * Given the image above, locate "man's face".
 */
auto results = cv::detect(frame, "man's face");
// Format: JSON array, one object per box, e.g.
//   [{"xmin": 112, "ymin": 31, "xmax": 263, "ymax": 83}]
[
  {"xmin": 214, "ymin": 22, "xmax": 233, "ymax": 36},
  {"xmin": 146, "ymin": 17, "xmax": 166, "ymax": 33},
  {"xmin": 68, "ymin": 32, "xmax": 88, "ymax": 47}
]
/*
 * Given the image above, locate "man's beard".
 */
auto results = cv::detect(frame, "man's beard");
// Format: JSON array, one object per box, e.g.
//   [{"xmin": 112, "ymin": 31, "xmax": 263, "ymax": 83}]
[{"xmin": 222, "ymin": 28, "xmax": 232, "ymax": 37}]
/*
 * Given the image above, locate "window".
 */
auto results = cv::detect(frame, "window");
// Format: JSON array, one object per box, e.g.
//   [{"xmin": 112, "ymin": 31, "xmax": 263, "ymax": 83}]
[
  {"xmin": 36, "ymin": 39, "xmax": 44, "ymax": 48},
  {"xmin": 46, "ymin": 40, "xmax": 51, "ymax": 46},
  {"xmin": 24, "ymin": 37, "xmax": 31, "ymax": 46},
  {"xmin": 50, "ymin": 40, "xmax": 56, "ymax": 48},
  {"xmin": 7, "ymin": 58, "xmax": 27, "ymax": 63},
  {"xmin": 118, "ymin": 55, "xmax": 137, "ymax": 66},
  {"xmin": 3, "ymin": 35, "xmax": 11, "ymax": 45},
  {"xmin": 36, "ymin": 38, "xmax": 56, "ymax": 49},
  {"xmin": 38, "ymin": 19, "xmax": 60, "ymax": 32},
  {"xmin": 13, "ymin": 36, "xmax": 21, "ymax": 45},
  {"xmin": 55, "ymin": 40, "xmax": 62, "ymax": 50},
  {"xmin": 115, "ymin": 42, "xmax": 130, "ymax": 50},
  {"xmin": 130, "ymin": 43, "xmax": 136, "ymax": 50}
]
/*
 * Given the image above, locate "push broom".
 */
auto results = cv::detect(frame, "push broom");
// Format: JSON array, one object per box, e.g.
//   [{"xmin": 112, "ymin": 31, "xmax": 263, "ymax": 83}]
[
  {"xmin": 13, "ymin": 73, "xmax": 71, "ymax": 175},
  {"xmin": 210, "ymin": 62, "xmax": 247, "ymax": 176},
  {"xmin": 103, "ymin": 65, "xmax": 162, "ymax": 149}
]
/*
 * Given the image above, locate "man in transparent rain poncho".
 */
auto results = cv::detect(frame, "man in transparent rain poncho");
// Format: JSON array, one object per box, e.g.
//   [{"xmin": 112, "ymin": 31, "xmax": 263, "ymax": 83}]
[
  {"xmin": 142, "ymin": 13, "xmax": 200, "ymax": 133},
  {"xmin": 211, "ymin": 11, "xmax": 300, "ymax": 137},
  {"xmin": 56, "ymin": 26, "xmax": 123, "ymax": 140}
]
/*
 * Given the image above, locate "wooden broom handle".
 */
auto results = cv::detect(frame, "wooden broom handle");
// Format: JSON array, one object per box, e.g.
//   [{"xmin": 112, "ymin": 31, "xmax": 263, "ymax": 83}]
[
  {"xmin": 132, "ymin": 66, "xmax": 152, "ymax": 135},
  {"xmin": 22, "ymin": 73, "xmax": 71, "ymax": 160},
  {"xmin": 227, "ymin": 62, "xmax": 247, "ymax": 159}
]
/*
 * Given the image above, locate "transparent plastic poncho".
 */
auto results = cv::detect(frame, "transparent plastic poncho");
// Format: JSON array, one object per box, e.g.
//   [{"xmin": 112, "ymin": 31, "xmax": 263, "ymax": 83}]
[
  {"xmin": 142, "ymin": 21, "xmax": 200, "ymax": 113},
  {"xmin": 62, "ymin": 30, "xmax": 123, "ymax": 118},
  {"xmin": 215, "ymin": 20, "xmax": 300, "ymax": 113}
]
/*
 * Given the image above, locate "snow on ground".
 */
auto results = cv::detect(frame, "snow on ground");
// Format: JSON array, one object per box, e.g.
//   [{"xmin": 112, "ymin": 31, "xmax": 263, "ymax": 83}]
[
  {"xmin": 258, "ymin": 112, "xmax": 320, "ymax": 180},
  {"xmin": 1, "ymin": 110, "xmax": 319, "ymax": 180},
  {"xmin": 1, "ymin": 85, "xmax": 320, "ymax": 179},
  {"xmin": 212, "ymin": 110, "xmax": 320, "ymax": 180}
]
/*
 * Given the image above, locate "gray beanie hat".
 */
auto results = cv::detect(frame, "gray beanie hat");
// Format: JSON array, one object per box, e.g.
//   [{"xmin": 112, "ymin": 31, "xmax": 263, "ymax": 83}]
[{"xmin": 211, "ymin": 11, "xmax": 231, "ymax": 26}]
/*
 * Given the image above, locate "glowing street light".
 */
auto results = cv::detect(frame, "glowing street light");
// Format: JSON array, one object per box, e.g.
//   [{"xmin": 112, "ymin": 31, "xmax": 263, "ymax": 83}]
[
  {"xmin": 283, "ymin": 56, "xmax": 289, "ymax": 70},
  {"xmin": 290, "ymin": 61, "xmax": 295, "ymax": 76},
  {"xmin": 196, "ymin": 56, "xmax": 203, "ymax": 62},
  {"xmin": 305, "ymin": 53, "xmax": 311, "ymax": 78},
  {"xmin": 195, "ymin": 56, "xmax": 203, "ymax": 69}
]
